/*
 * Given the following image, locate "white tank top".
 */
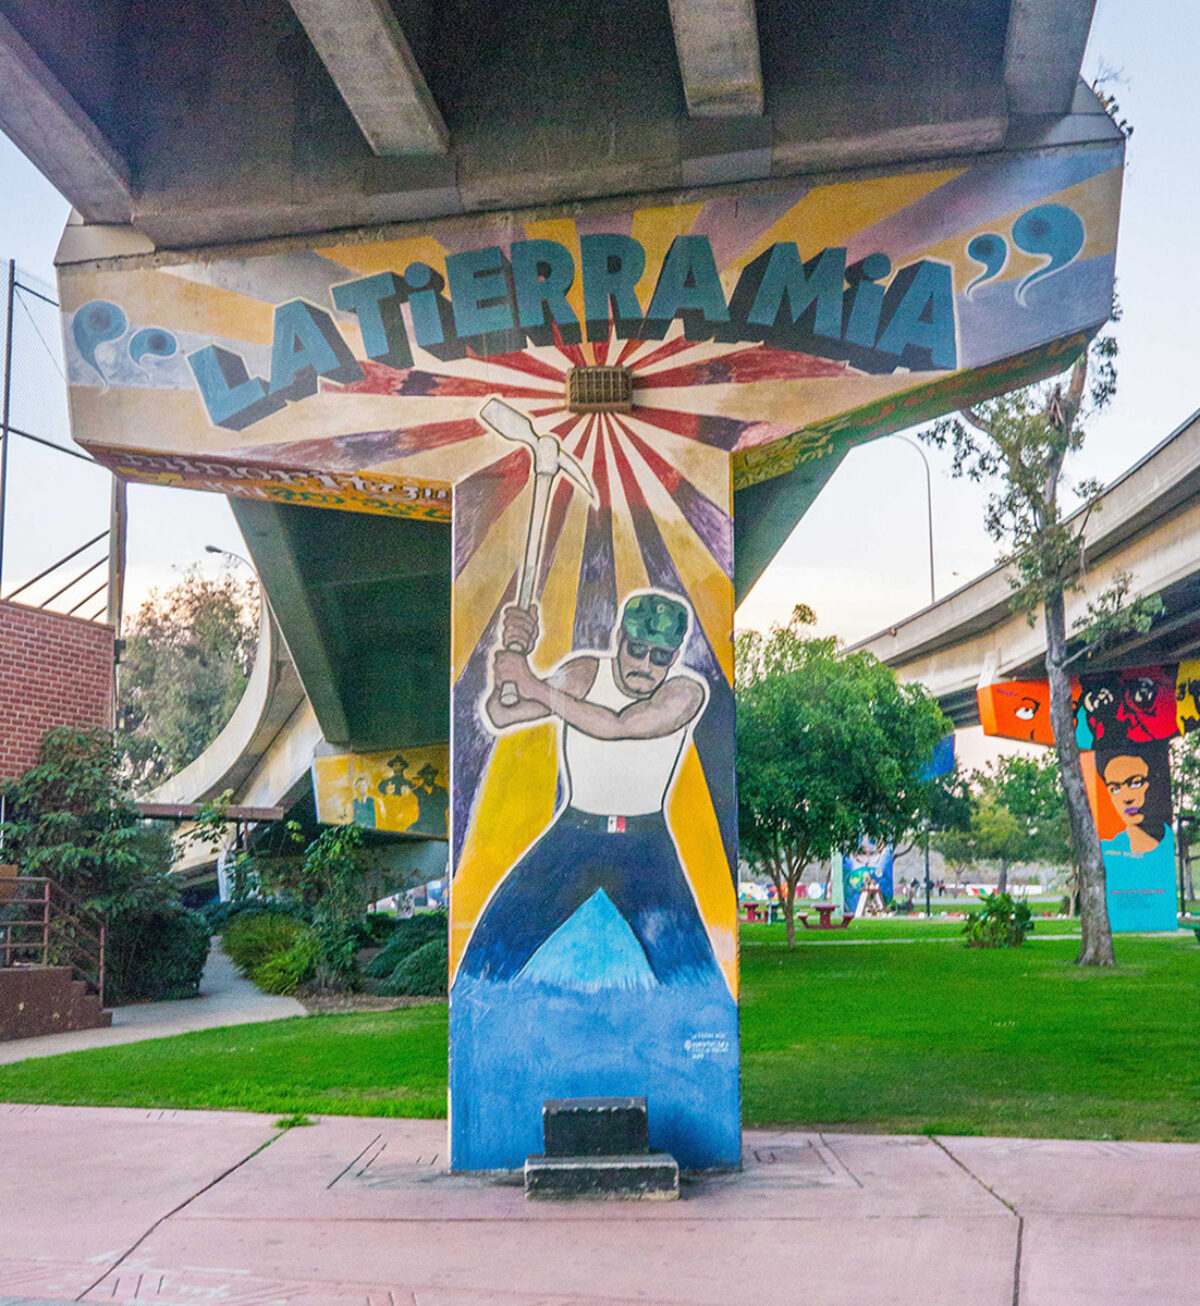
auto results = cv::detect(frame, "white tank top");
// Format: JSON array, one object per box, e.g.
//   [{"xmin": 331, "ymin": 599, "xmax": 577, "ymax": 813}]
[{"xmin": 562, "ymin": 657, "xmax": 700, "ymax": 816}]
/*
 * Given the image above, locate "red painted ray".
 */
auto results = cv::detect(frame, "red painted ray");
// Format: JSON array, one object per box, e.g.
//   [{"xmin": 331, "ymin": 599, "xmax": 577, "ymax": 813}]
[
  {"xmin": 607, "ymin": 425, "xmax": 648, "ymax": 510},
  {"xmin": 616, "ymin": 418, "xmax": 733, "ymax": 576},
  {"xmin": 592, "ymin": 333, "xmax": 610, "ymax": 365},
  {"xmin": 615, "ymin": 421, "xmax": 681, "ymax": 494},
  {"xmin": 572, "ymin": 414, "xmax": 600, "ymax": 464},
  {"xmin": 466, "ymin": 349, "xmax": 567, "ymax": 384},
  {"xmin": 329, "ymin": 359, "xmax": 556, "ymax": 401},
  {"xmin": 551, "ymin": 322, "xmax": 588, "ymax": 369},
  {"xmin": 635, "ymin": 343, "xmax": 848, "ymax": 388},
  {"xmin": 625, "ymin": 334, "xmax": 707, "ymax": 373},
  {"xmin": 622, "ymin": 404, "xmax": 750, "ymax": 450}
]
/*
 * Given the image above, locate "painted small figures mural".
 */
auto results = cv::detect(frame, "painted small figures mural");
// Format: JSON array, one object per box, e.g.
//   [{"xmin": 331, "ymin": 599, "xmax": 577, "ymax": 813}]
[{"xmin": 312, "ymin": 747, "xmax": 450, "ymax": 839}]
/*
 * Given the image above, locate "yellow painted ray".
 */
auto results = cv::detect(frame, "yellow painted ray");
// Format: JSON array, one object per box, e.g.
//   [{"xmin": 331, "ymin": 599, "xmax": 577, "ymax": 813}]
[
  {"xmin": 61, "ymin": 267, "xmax": 275, "ymax": 343},
  {"xmin": 533, "ymin": 487, "xmax": 590, "ymax": 670},
  {"xmin": 640, "ymin": 370, "xmax": 940, "ymax": 433},
  {"xmin": 70, "ymin": 386, "xmax": 218, "ymax": 456},
  {"xmin": 450, "ymin": 724, "xmax": 560, "ymax": 979},
  {"xmin": 907, "ymin": 165, "xmax": 1123, "ymax": 290},
  {"xmin": 529, "ymin": 414, "xmax": 596, "ymax": 666},
  {"xmin": 721, "ymin": 167, "xmax": 966, "ymax": 292},
  {"xmin": 452, "ymin": 483, "xmax": 530, "ymax": 680},
  {"xmin": 631, "ymin": 202, "xmax": 706, "ymax": 312},
  {"xmin": 216, "ymin": 391, "xmax": 488, "ymax": 449},
  {"xmin": 617, "ymin": 410, "xmax": 734, "ymax": 504},
  {"xmin": 622, "ymin": 435, "xmax": 735, "ymax": 684},
  {"xmin": 315, "ymin": 235, "xmax": 449, "ymax": 282},
  {"xmin": 666, "ymin": 743, "xmax": 739, "ymax": 998}
]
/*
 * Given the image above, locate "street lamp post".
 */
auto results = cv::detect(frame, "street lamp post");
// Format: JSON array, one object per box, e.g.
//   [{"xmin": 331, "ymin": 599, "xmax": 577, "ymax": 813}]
[{"xmin": 886, "ymin": 434, "xmax": 935, "ymax": 607}]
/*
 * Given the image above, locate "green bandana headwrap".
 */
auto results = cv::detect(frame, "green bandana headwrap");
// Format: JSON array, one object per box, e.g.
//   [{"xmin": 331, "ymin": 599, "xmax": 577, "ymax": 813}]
[{"xmin": 621, "ymin": 593, "xmax": 689, "ymax": 649}]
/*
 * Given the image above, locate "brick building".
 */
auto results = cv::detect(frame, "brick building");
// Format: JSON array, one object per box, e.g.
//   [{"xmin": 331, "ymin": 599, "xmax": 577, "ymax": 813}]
[{"xmin": 0, "ymin": 600, "xmax": 115, "ymax": 782}]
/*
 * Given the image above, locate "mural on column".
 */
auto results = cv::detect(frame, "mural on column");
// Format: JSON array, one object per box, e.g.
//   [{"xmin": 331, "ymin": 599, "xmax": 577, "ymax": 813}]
[
  {"xmin": 55, "ymin": 143, "xmax": 1121, "ymax": 1171},
  {"xmin": 839, "ymin": 837, "xmax": 895, "ymax": 913},
  {"xmin": 312, "ymin": 746, "xmax": 450, "ymax": 837},
  {"xmin": 449, "ymin": 396, "xmax": 739, "ymax": 1168},
  {"xmin": 979, "ymin": 664, "xmax": 1180, "ymax": 932}
]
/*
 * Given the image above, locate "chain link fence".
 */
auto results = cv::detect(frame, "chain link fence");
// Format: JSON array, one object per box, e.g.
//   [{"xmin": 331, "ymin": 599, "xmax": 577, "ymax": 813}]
[{"xmin": 0, "ymin": 261, "xmax": 112, "ymax": 621}]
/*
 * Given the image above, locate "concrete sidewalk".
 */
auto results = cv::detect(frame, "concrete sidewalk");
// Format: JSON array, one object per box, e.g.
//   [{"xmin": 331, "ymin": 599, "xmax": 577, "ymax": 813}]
[
  {"xmin": 0, "ymin": 943, "xmax": 305, "ymax": 1065},
  {"xmin": 0, "ymin": 1105, "xmax": 1196, "ymax": 1305}
]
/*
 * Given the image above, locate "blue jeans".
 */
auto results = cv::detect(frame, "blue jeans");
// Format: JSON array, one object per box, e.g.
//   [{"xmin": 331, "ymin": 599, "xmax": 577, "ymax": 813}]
[{"xmin": 458, "ymin": 807, "xmax": 721, "ymax": 983}]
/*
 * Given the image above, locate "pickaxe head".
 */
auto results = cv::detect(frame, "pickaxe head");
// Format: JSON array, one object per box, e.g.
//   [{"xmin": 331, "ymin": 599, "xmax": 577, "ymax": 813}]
[{"xmin": 479, "ymin": 398, "xmax": 597, "ymax": 502}]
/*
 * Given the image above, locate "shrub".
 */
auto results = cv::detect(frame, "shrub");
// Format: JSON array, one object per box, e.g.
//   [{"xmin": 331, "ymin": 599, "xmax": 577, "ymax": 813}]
[
  {"xmin": 202, "ymin": 898, "xmax": 306, "ymax": 934},
  {"xmin": 105, "ymin": 907, "xmax": 211, "ymax": 1004},
  {"xmin": 253, "ymin": 929, "xmax": 319, "ymax": 995},
  {"xmin": 360, "ymin": 913, "xmax": 401, "ymax": 945},
  {"xmin": 376, "ymin": 937, "xmax": 448, "ymax": 997},
  {"xmin": 963, "ymin": 891, "xmax": 1033, "ymax": 948},
  {"xmin": 364, "ymin": 911, "xmax": 448, "ymax": 978},
  {"xmin": 223, "ymin": 912, "xmax": 310, "ymax": 975}
]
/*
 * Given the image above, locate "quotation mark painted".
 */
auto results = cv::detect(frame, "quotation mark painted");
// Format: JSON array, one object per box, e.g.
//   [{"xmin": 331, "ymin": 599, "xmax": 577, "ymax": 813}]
[
  {"xmin": 72, "ymin": 300, "xmax": 127, "ymax": 385},
  {"xmin": 73, "ymin": 300, "xmax": 178, "ymax": 385},
  {"xmin": 964, "ymin": 203, "xmax": 1086, "ymax": 305},
  {"xmin": 1011, "ymin": 203, "xmax": 1085, "ymax": 305}
]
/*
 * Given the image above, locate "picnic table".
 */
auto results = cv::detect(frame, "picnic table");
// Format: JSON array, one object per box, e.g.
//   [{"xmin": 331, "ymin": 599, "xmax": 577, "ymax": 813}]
[{"xmin": 798, "ymin": 901, "xmax": 853, "ymax": 930}]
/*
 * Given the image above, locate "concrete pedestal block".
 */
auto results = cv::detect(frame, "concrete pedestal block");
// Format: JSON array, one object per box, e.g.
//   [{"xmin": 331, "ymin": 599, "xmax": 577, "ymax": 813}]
[
  {"xmin": 524, "ymin": 1152, "xmax": 680, "ymax": 1201},
  {"xmin": 543, "ymin": 1096, "xmax": 650, "ymax": 1157}
]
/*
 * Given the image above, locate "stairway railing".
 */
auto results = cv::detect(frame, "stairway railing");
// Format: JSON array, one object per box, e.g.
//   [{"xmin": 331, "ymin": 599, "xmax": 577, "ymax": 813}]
[{"xmin": 0, "ymin": 876, "xmax": 106, "ymax": 1004}]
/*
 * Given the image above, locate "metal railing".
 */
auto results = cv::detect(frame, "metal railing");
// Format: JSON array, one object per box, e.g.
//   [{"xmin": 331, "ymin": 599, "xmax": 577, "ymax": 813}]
[{"xmin": 0, "ymin": 875, "xmax": 106, "ymax": 1004}]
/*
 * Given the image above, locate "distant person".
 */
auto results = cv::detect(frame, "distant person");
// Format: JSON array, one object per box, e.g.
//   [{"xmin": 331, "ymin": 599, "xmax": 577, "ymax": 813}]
[{"xmin": 349, "ymin": 774, "xmax": 377, "ymax": 828}]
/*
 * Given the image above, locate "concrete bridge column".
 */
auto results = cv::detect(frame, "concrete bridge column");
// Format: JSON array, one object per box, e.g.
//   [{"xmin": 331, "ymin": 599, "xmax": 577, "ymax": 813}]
[{"xmin": 445, "ymin": 411, "xmax": 741, "ymax": 1171}]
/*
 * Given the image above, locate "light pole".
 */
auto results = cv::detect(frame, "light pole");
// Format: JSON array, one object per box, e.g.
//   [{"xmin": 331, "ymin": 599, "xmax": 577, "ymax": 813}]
[
  {"xmin": 205, "ymin": 543, "xmax": 254, "ymax": 572},
  {"xmin": 886, "ymin": 434, "xmax": 935, "ymax": 607}
]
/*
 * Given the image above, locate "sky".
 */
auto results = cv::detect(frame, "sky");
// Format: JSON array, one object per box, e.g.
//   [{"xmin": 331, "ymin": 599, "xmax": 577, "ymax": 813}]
[{"xmin": 0, "ymin": 0, "xmax": 1195, "ymax": 761}]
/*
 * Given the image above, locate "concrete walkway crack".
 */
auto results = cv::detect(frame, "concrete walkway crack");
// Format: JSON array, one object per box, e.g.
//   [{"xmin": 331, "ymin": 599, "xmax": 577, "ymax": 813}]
[
  {"xmin": 73, "ymin": 1127, "xmax": 286, "ymax": 1302},
  {"xmin": 931, "ymin": 1137, "xmax": 1023, "ymax": 1304}
]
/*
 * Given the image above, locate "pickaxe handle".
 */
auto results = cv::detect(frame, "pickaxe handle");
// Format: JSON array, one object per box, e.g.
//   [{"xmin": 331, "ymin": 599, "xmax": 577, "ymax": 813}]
[{"xmin": 500, "ymin": 472, "xmax": 553, "ymax": 707}]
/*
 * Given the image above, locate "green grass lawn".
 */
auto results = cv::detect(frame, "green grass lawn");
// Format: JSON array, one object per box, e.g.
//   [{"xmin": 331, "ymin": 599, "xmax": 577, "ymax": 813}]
[{"xmin": 0, "ymin": 932, "xmax": 1196, "ymax": 1140}]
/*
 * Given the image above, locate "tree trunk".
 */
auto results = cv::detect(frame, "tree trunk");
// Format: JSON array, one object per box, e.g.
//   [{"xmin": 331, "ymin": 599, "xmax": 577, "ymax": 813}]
[
  {"xmin": 997, "ymin": 859, "xmax": 1008, "ymax": 894},
  {"xmin": 1044, "ymin": 589, "xmax": 1114, "ymax": 965},
  {"xmin": 783, "ymin": 884, "xmax": 797, "ymax": 948}
]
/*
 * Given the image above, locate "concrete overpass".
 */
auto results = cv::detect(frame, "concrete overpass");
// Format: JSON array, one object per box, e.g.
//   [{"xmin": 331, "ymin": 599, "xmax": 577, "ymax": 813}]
[
  {"xmin": 0, "ymin": 0, "xmax": 1120, "ymax": 853},
  {"xmin": 853, "ymin": 406, "xmax": 1200, "ymax": 723}
]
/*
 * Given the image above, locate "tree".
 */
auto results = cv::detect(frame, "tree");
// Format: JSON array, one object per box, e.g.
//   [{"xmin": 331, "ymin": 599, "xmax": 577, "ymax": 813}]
[
  {"xmin": 988, "ymin": 753, "xmax": 1075, "ymax": 895},
  {"xmin": 117, "ymin": 568, "xmax": 259, "ymax": 790},
  {"xmin": 0, "ymin": 727, "xmax": 210, "ymax": 1002},
  {"xmin": 1, "ymin": 726, "xmax": 165, "ymax": 908},
  {"xmin": 736, "ymin": 606, "xmax": 949, "ymax": 945},
  {"xmin": 921, "ymin": 339, "xmax": 1160, "ymax": 966}
]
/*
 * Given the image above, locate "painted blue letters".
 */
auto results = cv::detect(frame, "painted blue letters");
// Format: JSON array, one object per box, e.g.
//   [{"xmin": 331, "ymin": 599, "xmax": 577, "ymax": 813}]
[{"xmin": 269, "ymin": 300, "xmax": 363, "ymax": 401}]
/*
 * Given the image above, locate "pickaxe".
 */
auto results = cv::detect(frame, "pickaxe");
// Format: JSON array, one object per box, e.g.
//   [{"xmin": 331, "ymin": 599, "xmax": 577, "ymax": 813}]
[{"xmin": 479, "ymin": 398, "xmax": 596, "ymax": 706}]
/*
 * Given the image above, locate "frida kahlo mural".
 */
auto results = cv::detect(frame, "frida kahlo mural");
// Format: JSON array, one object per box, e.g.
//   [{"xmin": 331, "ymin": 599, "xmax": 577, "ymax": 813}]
[{"xmin": 979, "ymin": 662, "xmax": 1192, "ymax": 932}]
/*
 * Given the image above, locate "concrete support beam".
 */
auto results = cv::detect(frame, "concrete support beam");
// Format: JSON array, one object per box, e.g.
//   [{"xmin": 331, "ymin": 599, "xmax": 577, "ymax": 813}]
[
  {"xmin": 0, "ymin": 11, "xmax": 132, "ymax": 224},
  {"xmin": 288, "ymin": 0, "xmax": 448, "ymax": 155},
  {"xmin": 667, "ymin": 0, "xmax": 763, "ymax": 118},
  {"xmin": 1003, "ymin": 0, "xmax": 1096, "ymax": 116}
]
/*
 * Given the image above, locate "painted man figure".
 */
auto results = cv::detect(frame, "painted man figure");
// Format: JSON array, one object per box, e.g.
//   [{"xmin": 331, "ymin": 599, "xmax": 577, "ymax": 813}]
[{"xmin": 458, "ymin": 590, "xmax": 720, "ymax": 986}]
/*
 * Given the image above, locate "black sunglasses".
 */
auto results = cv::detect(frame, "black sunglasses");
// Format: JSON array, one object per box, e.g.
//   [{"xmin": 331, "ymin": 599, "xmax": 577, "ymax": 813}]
[{"xmin": 625, "ymin": 638, "xmax": 674, "ymax": 666}]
